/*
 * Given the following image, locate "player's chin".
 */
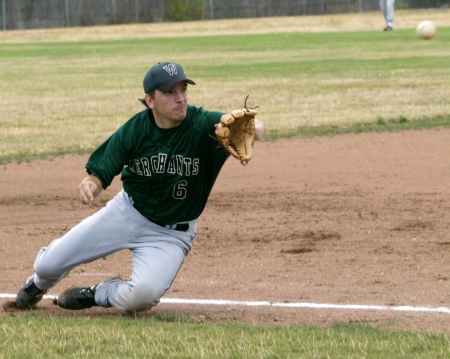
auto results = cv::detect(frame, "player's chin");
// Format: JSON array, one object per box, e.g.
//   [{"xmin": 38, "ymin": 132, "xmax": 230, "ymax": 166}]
[{"xmin": 173, "ymin": 109, "xmax": 187, "ymax": 120}]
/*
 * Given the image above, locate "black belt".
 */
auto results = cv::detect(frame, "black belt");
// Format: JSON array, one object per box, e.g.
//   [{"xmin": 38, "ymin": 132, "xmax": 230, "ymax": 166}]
[
  {"xmin": 133, "ymin": 205, "xmax": 189, "ymax": 232},
  {"xmin": 147, "ymin": 218, "xmax": 189, "ymax": 232}
]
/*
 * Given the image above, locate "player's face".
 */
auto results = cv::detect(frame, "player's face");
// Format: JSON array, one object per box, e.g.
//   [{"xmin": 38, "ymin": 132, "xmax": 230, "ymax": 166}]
[{"xmin": 147, "ymin": 82, "xmax": 189, "ymax": 128}]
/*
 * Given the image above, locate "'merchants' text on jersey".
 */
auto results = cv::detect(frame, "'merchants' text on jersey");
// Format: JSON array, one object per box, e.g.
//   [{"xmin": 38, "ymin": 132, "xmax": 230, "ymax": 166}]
[{"xmin": 128, "ymin": 154, "xmax": 199, "ymax": 177}]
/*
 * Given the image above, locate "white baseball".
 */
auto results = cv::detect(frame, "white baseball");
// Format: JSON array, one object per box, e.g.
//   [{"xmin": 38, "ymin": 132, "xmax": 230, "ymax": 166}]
[{"xmin": 416, "ymin": 21, "xmax": 436, "ymax": 40}]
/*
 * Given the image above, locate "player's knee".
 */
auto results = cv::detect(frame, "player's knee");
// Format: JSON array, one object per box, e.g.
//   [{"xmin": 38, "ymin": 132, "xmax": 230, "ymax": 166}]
[
  {"xmin": 125, "ymin": 282, "xmax": 165, "ymax": 311},
  {"xmin": 34, "ymin": 261, "xmax": 63, "ymax": 280},
  {"xmin": 34, "ymin": 247, "xmax": 72, "ymax": 281}
]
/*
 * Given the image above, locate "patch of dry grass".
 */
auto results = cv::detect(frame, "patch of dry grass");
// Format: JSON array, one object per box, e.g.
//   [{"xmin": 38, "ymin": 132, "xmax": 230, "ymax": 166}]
[
  {"xmin": 0, "ymin": 9, "xmax": 449, "ymax": 43},
  {"xmin": 0, "ymin": 9, "xmax": 449, "ymax": 163}
]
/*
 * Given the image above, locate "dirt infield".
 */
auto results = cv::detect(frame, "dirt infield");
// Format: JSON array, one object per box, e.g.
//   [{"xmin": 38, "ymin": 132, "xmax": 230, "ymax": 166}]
[{"xmin": 1, "ymin": 128, "xmax": 450, "ymax": 333}]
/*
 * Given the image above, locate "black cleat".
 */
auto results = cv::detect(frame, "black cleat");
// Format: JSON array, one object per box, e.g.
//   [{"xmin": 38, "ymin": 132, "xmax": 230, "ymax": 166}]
[
  {"xmin": 383, "ymin": 26, "xmax": 393, "ymax": 31},
  {"xmin": 57, "ymin": 285, "xmax": 98, "ymax": 310},
  {"xmin": 16, "ymin": 275, "xmax": 47, "ymax": 309},
  {"xmin": 57, "ymin": 277, "xmax": 121, "ymax": 310}
]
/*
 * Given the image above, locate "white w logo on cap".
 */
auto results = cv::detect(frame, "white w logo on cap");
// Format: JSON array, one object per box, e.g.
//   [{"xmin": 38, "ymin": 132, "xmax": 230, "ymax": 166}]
[{"xmin": 162, "ymin": 63, "xmax": 178, "ymax": 76}]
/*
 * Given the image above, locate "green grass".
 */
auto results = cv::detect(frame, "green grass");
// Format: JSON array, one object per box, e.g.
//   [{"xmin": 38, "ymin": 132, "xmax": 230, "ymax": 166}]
[
  {"xmin": 1, "ymin": 315, "xmax": 450, "ymax": 358},
  {"xmin": 1, "ymin": 27, "xmax": 450, "ymax": 164},
  {"xmin": 265, "ymin": 113, "xmax": 450, "ymax": 140}
]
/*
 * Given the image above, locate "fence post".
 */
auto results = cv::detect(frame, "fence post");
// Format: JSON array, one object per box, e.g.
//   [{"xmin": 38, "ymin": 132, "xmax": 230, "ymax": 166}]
[
  {"xmin": 2, "ymin": 0, "xmax": 5, "ymax": 30},
  {"xmin": 209, "ymin": 0, "xmax": 214, "ymax": 20},
  {"xmin": 64, "ymin": 0, "xmax": 69, "ymax": 27},
  {"xmin": 111, "ymin": 0, "xmax": 116, "ymax": 24},
  {"xmin": 135, "ymin": 0, "xmax": 140, "ymax": 23}
]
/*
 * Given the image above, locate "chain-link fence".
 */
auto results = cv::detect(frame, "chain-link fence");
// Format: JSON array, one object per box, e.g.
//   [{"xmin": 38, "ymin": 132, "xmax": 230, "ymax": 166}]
[{"xmin": 1, "ymin": 0, "xmax": 448, "ymax": 31}]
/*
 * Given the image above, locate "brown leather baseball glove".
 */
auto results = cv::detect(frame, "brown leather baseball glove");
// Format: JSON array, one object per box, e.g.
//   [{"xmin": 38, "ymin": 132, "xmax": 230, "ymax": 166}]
[{"xmin": 213, "ymin": 96, "xmax": 258, "ymax": 165}]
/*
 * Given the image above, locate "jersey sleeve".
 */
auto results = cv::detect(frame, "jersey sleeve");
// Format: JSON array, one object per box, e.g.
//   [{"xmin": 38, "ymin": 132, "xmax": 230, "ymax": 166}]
[{"xmin": 85, "ymin": 117, "xmax": 138, "ymax": 189}]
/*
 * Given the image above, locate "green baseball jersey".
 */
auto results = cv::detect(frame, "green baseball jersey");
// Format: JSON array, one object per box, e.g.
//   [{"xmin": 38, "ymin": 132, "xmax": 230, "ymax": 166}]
[{"xmin": 86, "ymin": 105, "xmax": 228, "ymax": 224}]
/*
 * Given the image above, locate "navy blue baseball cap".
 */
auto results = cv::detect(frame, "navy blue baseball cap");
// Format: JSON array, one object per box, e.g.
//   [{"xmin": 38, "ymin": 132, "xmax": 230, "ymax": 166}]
[{"xmin": 143, "ymin": 62, "xmax": 195, "ymax": 94}]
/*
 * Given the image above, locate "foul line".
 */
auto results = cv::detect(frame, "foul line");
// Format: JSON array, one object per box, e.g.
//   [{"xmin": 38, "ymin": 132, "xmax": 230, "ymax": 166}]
[
  {"xmin": 161, "ymin": 298, "xmax": 450, "ymax": 314},
  {"xmin": 1, "ymin": 294, "xmax": 450, "ymax": 314}
]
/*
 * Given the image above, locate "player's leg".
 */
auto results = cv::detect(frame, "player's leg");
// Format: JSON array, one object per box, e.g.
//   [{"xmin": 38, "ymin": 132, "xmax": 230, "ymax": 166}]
[
  {"xmin": 385, "ymin": 0, "xmax": 395, "ymax": 28},
  {"xmin": 16, "ymin": 190, "xmax": 139, "ymax": 309},
  {"xmin": 33, "ymin": 190, "xmax": 139, "ymax": 288},
  {"xmin": 379, "ymin": 0, "xmax": 387, "ymax": 20},
  {"xmin": 95, "ymin": 223, "xmax": 197, "ymax": 311}
]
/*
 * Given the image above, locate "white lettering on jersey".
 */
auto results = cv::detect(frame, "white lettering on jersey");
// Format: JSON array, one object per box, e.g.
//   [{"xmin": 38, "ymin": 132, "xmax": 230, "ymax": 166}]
[
  {"xmin": 128, "ymin": 154, "xmax": 199, "ymax": 177},
  {"xmin": 192, "ymin": 158, "xmax": 199, "ymax": 175}
]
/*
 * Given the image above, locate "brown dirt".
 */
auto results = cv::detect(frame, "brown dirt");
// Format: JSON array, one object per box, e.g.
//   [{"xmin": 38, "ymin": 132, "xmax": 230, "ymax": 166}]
[{"xmin": 1, "ymin": 129, "xmax": 450, "ymax": 333}]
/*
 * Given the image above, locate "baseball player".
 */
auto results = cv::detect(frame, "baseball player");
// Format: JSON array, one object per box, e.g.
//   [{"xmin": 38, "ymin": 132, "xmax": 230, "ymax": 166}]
[{"xmin": 15, "ymin": 62, "xmax": 266, "ymax": 311}]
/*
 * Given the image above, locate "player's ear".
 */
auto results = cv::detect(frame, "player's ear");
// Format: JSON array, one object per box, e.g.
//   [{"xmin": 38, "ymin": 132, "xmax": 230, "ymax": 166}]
[{"xmin": 145, "ymin": 93, "xmax": 154, "ymax": 109}]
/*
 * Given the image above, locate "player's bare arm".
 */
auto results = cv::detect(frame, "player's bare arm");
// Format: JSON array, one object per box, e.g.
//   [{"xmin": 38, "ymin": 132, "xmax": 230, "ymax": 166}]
[{"xmin": 77, "ymin": 175, "xmax": 103, "ymax": 206}]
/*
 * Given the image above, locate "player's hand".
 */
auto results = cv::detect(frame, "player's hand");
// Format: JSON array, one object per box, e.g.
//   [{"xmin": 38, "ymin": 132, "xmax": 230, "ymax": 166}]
[{"xmin": 77, "ymin": 176, "xmax": 102, "ymax": 207}]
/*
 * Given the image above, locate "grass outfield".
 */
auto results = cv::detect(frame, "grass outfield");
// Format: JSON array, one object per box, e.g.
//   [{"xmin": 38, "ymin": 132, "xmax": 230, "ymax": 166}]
[
  {"xmin": 1, "ymin": 10, "xmax": 450, "ymax": 357},
  {"xmin": 1, "ymin": 10, "xmax": 450, "ymax": 164}
]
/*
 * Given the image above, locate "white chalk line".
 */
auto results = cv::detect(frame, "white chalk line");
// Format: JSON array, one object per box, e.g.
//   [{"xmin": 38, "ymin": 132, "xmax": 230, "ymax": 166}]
[{"xmin": 1, "ymin": 294, "xmax": 450, "ymax": 314}]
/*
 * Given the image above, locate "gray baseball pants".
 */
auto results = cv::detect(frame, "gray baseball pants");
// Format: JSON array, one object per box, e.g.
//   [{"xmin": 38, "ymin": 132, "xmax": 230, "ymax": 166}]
[
  {"xmin": 380, "ymin": 0, "xmax": 395, "ymax": 27},
  {"xmin": 30, "ymin": 190, "xmax": 197, "ymax": 311}
]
